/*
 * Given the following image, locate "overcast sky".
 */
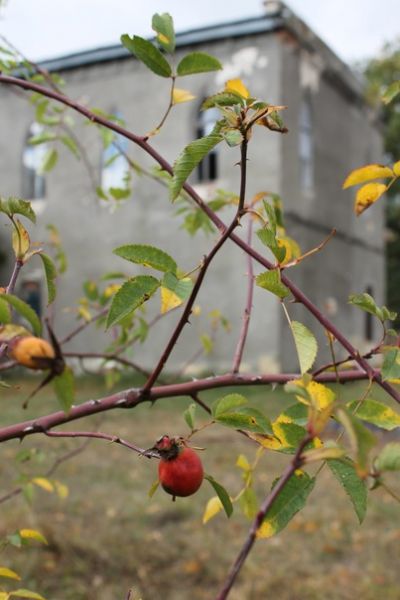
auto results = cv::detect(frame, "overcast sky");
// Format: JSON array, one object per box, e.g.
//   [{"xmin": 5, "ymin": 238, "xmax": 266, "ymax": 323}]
[{"xmin": 0, "ymin": 0, "xmax": 399, "ymax": 66}]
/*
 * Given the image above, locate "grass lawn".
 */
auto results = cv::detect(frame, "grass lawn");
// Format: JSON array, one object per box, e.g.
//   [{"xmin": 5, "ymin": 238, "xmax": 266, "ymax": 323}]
[{"xmin": 0, "ymin": 375, "xmax": 399, "ymax": 600}]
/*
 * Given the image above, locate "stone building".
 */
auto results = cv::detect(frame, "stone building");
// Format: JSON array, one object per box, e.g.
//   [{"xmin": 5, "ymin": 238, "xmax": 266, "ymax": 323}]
[{"xmin": 0, "ymin": 2, "xmax": 385, "ymax": 372}]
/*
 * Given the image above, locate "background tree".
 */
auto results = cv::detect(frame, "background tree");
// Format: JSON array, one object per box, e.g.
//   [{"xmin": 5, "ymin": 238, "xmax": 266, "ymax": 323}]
[{"xmin": 362, "ymin": 40, "xmax": 400, "ymax": 327}]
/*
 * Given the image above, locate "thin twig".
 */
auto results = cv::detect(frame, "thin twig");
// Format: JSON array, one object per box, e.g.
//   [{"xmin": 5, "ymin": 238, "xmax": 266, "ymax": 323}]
[
  {"xmin": 63, "ymin": 351, "xmax": 150, "ymax": 378},
  {"xmin": 232, "ymin": 219, "xmax": 254, "ymax": 373},
  {"xmin": 59, "ymin": 307, "xmax": 109, "ymax": 345},
  {"xmin": 281, "ymin": 228, "xmax": 336, "ymax": 269},
  {"xmin": 216, "ymin": 434, "xmax": 313, "ymax": 599},
  {"xmin": 0, "ymin": 438, "xmax": 91, "ymax": 505},
  {"xmin": 0, "ymin": 74, "xmax": 398, "ymax": 401},
  {"xmin": 141, "ymin": 141, "xmax": 248, "ymax": 395},
  {"xmin": 43, "ymin": 429, "xmax": 159, "ymax": 458}
]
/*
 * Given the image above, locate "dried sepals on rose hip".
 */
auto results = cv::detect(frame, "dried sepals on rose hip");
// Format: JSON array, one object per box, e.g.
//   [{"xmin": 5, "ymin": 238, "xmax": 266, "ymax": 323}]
[{"xmin": 153, "ymin": 435, "xmax": 204, "ymax": 501}]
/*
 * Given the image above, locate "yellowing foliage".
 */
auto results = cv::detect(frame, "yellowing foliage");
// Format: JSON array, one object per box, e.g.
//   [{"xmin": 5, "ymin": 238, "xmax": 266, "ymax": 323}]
[
  {"xmin": 202, "ymin": 496, "xmax": 223, "ymax": 524},
  {"xmin": 172, "ymin": 88, "xmax": 196, "ymax": 105},
  {"xmin": 224, "ymin": 78, "xmax": 249, "ymax": 99},
  {"xmin": 354, "ymin": 182, "xmax": 387, "ymax": 216},
  {"xmin": 343, "ymin": 164, "xmax": 393, "ymax": 188}
]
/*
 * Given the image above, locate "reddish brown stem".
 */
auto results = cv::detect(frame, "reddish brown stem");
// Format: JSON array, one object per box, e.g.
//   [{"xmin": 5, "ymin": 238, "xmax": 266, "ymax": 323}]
[
  {"xmin": 232, "ymin": 220, "xmax": 254, "ymax": 373},
  {"xmin": 0, "ymin": 73, "xmax": 395, "ymax": 402},
  {"xmin": 141, "ymin": 141, "xmax": 248, "ymax": 394},
  {"xmin": 0, "ymin": 369, "xmax": 375, "ymax": 445}
]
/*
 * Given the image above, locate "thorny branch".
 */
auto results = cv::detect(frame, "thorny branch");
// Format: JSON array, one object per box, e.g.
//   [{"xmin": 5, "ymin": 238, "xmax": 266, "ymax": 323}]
[{"xmin": 0, "ymin": 73, "xmax": 397, "ymax": 403}]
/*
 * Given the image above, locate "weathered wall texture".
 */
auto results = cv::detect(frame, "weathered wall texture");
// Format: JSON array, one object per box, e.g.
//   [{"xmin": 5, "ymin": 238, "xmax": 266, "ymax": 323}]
[{"xmin": 0, "ymin": 19, "xmax": 385, "ymax": 372}]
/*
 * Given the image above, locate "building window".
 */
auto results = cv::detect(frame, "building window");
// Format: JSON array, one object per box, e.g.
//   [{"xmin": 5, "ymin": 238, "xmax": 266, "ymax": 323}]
[
  {"xmin": 298, "ymin": 95, "xmax": 314, "ymax": 193},
  {"xmin": 20, "ymin": 279, "xmax": 42, "ymax": 318},
  {"xmin": 22, "ymin": 123, "xmax": 47, "ymax": 199},
  {"xmin": 197, "ymin": 106, "xmax": 219, "ymax": 182},
  {"xmin": 100, "ymin": 110, "xmax": 128, "ymax": 190}
]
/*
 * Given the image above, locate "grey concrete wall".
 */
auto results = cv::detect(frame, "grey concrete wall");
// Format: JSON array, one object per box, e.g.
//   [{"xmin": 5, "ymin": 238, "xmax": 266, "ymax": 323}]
[
  {"xmin": 279, "ymin": 32, "xmax": 385, "ymax": 369},
  {"xmin": 0, "ymin": 32, "xmax": 284, "ymax": 373}
]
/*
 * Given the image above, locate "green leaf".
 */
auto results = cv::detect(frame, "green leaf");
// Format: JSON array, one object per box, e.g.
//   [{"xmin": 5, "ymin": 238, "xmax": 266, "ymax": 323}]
[
  {"xmin": 106, "ymin": 275, "xmax": 160, "ymax": 328},
  {"xmin": 183, "ymin": 403, "xmax": 196, "ymax": 430},
  {"xmin": 375, "ymin": 442, "xmax": 400, "ymax": 472},
  {"xmin": 109, "ymin": 187, "xmax": 130, "ymax": 200},
  {"xmin": 170, "ymin": 126, "xmax": 223, "ymax": 200},
  {"xmin": 152, "ymin": 13, "xmax": 175, "ymax": 53},
  {"xmin": 60, "ymin": 135, "xmax": 80, "ymax": 158},
  {"xmin": 347, "ymin": 398, "xmax": 400, "ymax": 431},
  {"xmin": 382, "ymin": 347, "xmax": 400, "ymax": 381},
  {"xmin": 0, "ymin": 298, "xmax": 11, "ymax": 324},
  {"xmin": 201, "ymin": 92, "xmax": 243, "ymax": 110},
  {"xmin": 336, "ymin": 408, "xmax": 377, "ymax": 477},
  {"xmin": 0, "ymin": 197, "xmax": 36, "ymax": 223},
  {"xmin": 382, "ymin": 81, "xmax": 400, "ymax": 105},
  {"xmin": 1, "ymin": 294, "xmax": 41, "ymax": 336},
  {"xmin": 256, "ymin": 228, "xmax": 286, "ymax": 263},
  {"xmin": 120, "ymin": 35, "xmax": 172, "ymax": 77},
  {"xmin": 205, "ymin": 475, "xmax": 233, "ymax": 518},
  {"xmin": 328, "ymin": 458, "xmax": 367, "ymax": 523},
  {"xmin": 160, "ymin": 272, "xmax": 193, "ymax": 313},
  {"xmin": 290, "ymin": 321, "xmax": 318, "ymax": 375},
  {"xmin": 200, "ymin": 333, "xmax": 213, "ymax": 354},
  {"xmin": 38, "ymin": 253, "xmax": 57, "ymax": 304},
  {"xmin": 9, "ymin": 590, "xmax": 46, "ymax": 600},
  {"xmin": 113, "ymin": 244, "xmax": 177, "ymax": 274},
  {"xmin": 277, "ymin": 403, "xmax": 309, "ymax": 427},
  {"xmin": 255, "ymin": 269, "xmax": 290, "ymax": 299},
  {"xmin": 28, "ymin": 132, "xmax": 57, "ymax": 145},
  {"xmin": 348, "ymin": 293, "xmax": 383, "ymax": 320},
  {"xmin": 222, "ymin": 129, "xmax": 243, "ymax": 147},
  {"xmin": 39, "ymin": 148, "xmax": 58, "ymax": 173},
  {"xmin": 216, "ymin": 407, "xmax": 272, "ymax": 434},
  {"xmin": 239, "ymin": 487, "xmax": 258, "ymax": 519},
  {"xmin": 212, "ymin": 393, "xmax": 248, "ymax": 418},
  {"xmin": 53, "ymin": 367, "xmax": 75, "ymax": 413},
  {"xmin": 177, "ymin": 52, "xmax": 222, "ymax": 76},
  {"xmin": 257, "ymin": 472, "xmax": 315, "ymax": 538}
]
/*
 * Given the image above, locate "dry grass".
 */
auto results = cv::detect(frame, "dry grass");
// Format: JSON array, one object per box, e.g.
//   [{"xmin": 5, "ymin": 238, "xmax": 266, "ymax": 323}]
[{"xmin": 0, "ymin": 376, "xmax": 399, "ymax": 600}]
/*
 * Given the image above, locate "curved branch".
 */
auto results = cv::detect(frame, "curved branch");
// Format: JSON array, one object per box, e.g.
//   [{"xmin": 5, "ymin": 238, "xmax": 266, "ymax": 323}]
[
  {"xmin": 0, "ymin": 369, "xmax": 374, "ymax": 444},
  {"xmin": 0, "ymin": 74, "xmax": 398, "ymax": 403}
]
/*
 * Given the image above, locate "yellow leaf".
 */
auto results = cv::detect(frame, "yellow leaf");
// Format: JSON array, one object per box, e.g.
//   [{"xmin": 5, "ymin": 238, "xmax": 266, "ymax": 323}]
[
  {"xmin": 292, "ymin": 379, "xmax": 335, "ymax": 409},
  {"xmin": 276, "ymin": 236, "xmax": 301, "ymax": 265},
  {"xmin": 53, "ymin": 480, "xmax": 69, "ymax": 499},
  {"xmin": 236, "ymin": 454, "xmax": 251, "ymax": 471},
  {"xmin": 256, "ymin": 520, "xmax": 275, "ymax": 539},
  {"xmin": 224, "ymin": 78, "xmax": 249, "ymax": 99},
  {"xmin": 157, "ymin": 33, "xmax": 169, "ymax": 45},
  {"xmin": 393, "ymin": 160, "xmax": 400, "ymax": 177},
  {"xmin": 19, "ymin": 529, "xmax": 48, "ymax": 545},
  {"xmin": 202, "ymin": 496, "xmax": 223, "ymax": 524},
  {"xmin": 0, "ymin": 593, "xmax": 9, "ymax": 600},
  {"xmin": 343, "ymin": 164, "xmax": 393, "ymax": 189},
  {"xmin": 160, "ymin": 287, "xmax": 183, "ymax": 314},
  {"xmin": 12, "ymin": 219, "xmax": 30, "ymax": 260},
  {"xmin": 0, "ymin": 567, "xmax": 21, "ymax": 581},
  {"xmin": 31, "ymin": 478, "xmax": 54, "ymax": 493},
  {"xmin": 172, "ymin": 88, "xmax": 196, "ymax": 105},
  {"xmin": 354, "ymin": 182, "xmax": 387, "ymax": 216},
  {"xmin": 103, "ymin": 283, "xmax": 121, "ymax": 298}
]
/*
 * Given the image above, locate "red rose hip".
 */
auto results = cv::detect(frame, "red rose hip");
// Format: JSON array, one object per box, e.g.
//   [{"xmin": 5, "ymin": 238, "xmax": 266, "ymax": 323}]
[{"xmin": 155, "ymin": 435, "xmax": 204, "ymax": 499}]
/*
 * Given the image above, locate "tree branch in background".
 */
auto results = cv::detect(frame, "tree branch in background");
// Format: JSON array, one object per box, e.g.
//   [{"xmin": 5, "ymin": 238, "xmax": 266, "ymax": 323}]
[{"xmin": 232, "ymin": 219, "xmax": 255, "ymax": 373}]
